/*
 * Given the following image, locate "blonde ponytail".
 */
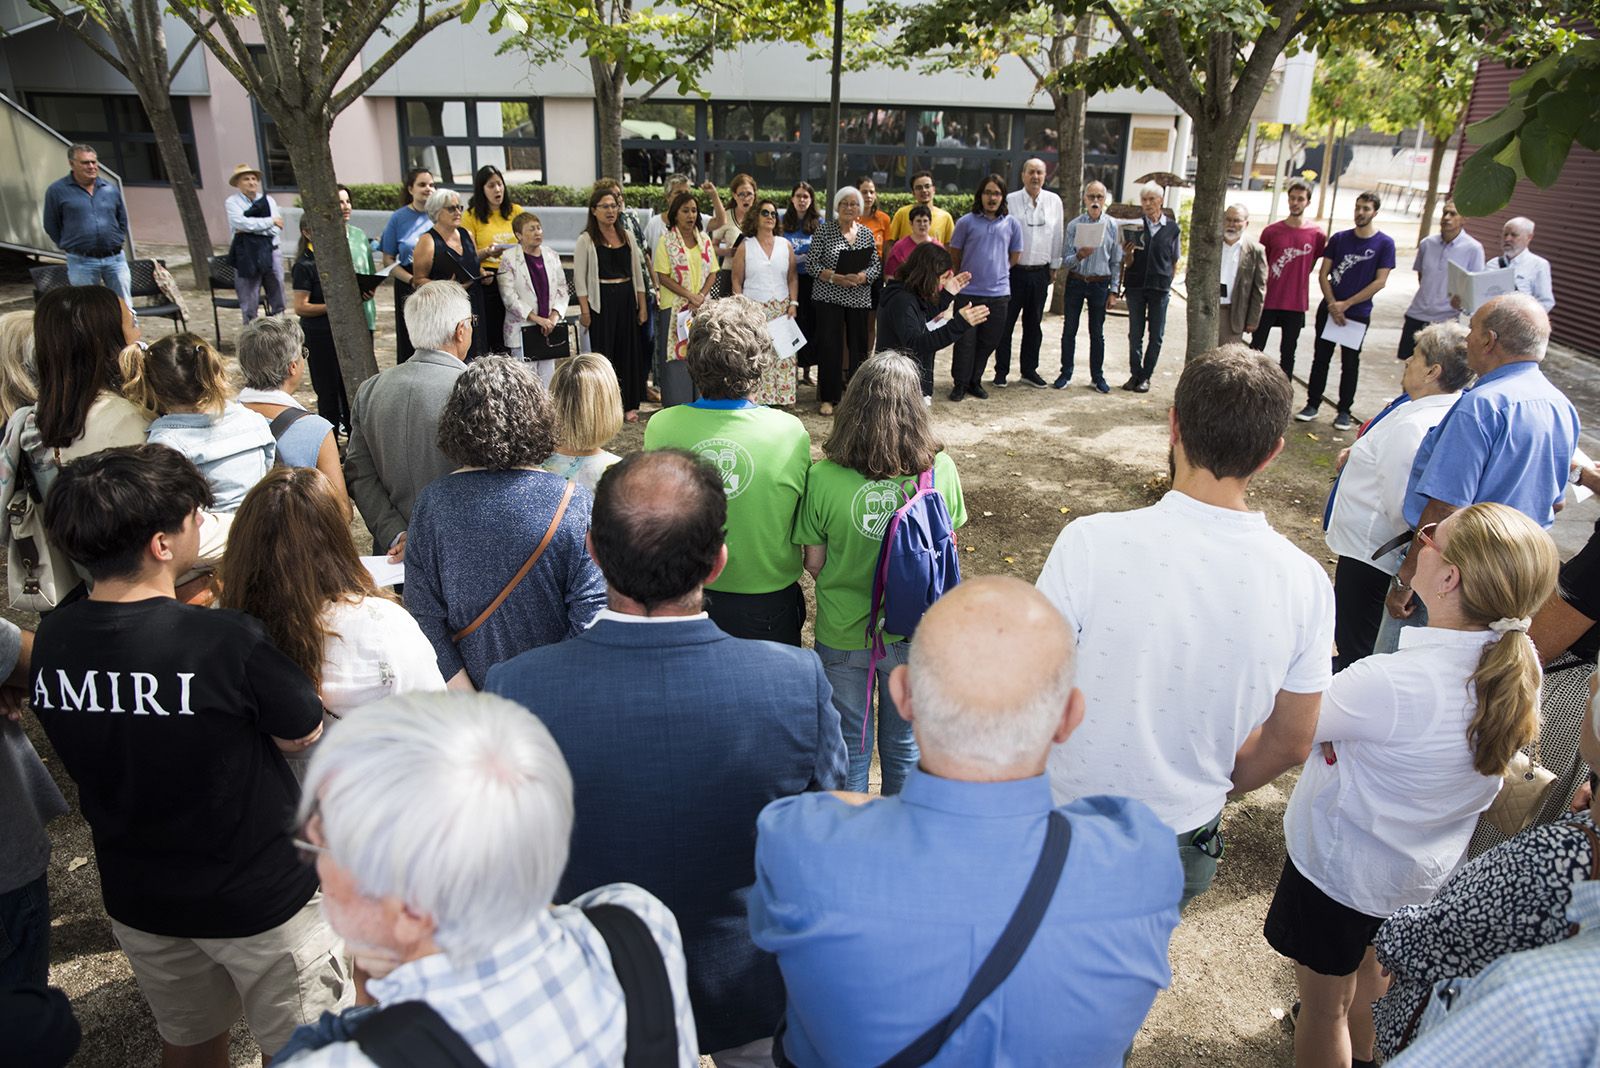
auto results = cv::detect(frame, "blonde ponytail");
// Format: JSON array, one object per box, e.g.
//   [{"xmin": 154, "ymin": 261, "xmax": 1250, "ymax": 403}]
[{"xmin": 1439, "ymin": 504, "xmax": 1559, "ymax": 776}]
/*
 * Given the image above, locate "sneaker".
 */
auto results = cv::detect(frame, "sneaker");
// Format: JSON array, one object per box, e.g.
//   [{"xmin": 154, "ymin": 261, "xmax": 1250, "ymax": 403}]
[
  {"xmin": 1051, "ymin": 374, "xmax": 1072, "ymax": 390},
  {"xmin": 948, "ymin": 387, "xmax": 966, "ymax": 402},
  {"xmin": 993, "ymin": 375, "xmax": 1009, "ymax": 388},
  {"xmin": 1093, "ymin": 379, "xmax": 1111, "ymax": 394},
  {"xmin": 922, "ymin": 395, "xmax": 932, "ymax": 407},
  {"xmin": 1332, "ymin": 410, "xmax": 1354, "ymax": 431},
  {"xmin": 1133, "ymin": 379, "xmax": 1151, "ymax": 393},
  {"xmin": 967, "ymin": 383, "xmax": 990, "ymax": 400},
  {"xmin": 1121, "ymin": 377, "xmax": 1141, "ymax": 391},
  {"xmin": 1022, "ymin": 372, "xmax": 1048, "ymax": 388},
  {"xmin": 1293, "ymin": 404, "xmax": 1319, "ymax": 422}
]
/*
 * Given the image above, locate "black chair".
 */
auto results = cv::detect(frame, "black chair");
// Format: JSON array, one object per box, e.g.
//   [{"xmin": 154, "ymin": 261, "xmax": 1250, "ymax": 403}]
[
  {"xmin": 208, "ymin": 255, "xmax": 241, "ymax": 345},
  {"xmin": 27, "ymin": 265, "xmax": 71, "ymax": 303},
  {"xmin": 128, "ymin": 259, "xmax": 185, "ymax": 333}
]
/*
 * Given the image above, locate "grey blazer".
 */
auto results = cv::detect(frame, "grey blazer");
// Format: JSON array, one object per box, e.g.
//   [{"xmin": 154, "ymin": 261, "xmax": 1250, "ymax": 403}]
[
  {"xmin": 1226, "ymin": 235, "xmax": 1268, "ymax": 335},
  {"xmin": 344, "ymin": 348, "xmax": 465, "ymax": 551}
]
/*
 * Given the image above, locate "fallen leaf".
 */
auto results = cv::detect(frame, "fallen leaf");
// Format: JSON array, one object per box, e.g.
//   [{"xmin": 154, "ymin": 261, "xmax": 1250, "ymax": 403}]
[
  {"xmin": 68, "ymin": 856, "xmax": 88, "ymax": 873},
  {"xmin": 1003, "ymin": 556, "xmax": 1016, "ymax": 564},
  {"xmin": 982, "ymin": 510, "xmax": 994, "ymax": 517},
  {"xmin": 1306, "ymin": 432, "xmax": 1319, "ymax": 441},
  {"xmin": 963, "ymin": 545, "xmax": 975, "ymax": 553},
  {"xmin": 1058, "ymin": 506, "xmax": 1070, "ymax": 514}
]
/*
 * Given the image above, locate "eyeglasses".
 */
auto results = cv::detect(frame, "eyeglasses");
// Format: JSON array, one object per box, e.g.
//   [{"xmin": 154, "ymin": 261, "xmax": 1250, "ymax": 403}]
[
  {"xmin": 759, "ymin": 209, "xmax": 778, "ymax": 218},
  {"xmin": 293, "ymin": 803, "xmax": 330, "ymax": 865},
  {"xmin": 446, "ymin": 204, "xmax": 465, "ymax": 213},
  {"xmin": 1415, "ymin": 522, "xmax": 1451, "ymax": 563}
]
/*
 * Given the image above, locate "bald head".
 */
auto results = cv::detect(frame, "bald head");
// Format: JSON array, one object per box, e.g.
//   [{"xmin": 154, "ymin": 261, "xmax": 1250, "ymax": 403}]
[
  {"xmin": 897, "ymin": 577, "xmax": 1082, "ymax": 779},
  {"xmin": 590, "ymin": 450, "xmax": 727, "ymax": 610},
  {"xmin": 1472, "ymin": 293, "xmax": 1550, "ymax": 366}
]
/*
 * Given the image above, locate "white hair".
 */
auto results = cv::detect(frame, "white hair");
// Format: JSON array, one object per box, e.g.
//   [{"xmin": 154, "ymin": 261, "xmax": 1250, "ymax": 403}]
[
  {"xmin": 425, "ymin": 187, "xmax": 463, "ymax": 221},
  {"xmin": 1505, "ymin": 216, "xmax": 1535, "ymax": 236},
  {"xmin": 832, "ymin": 185, "xmax": 864, "ymax": 214},
  {"xmin": 299, "ymin": 692, "xmax": 574, "ymax": 965},
  {"xmin": 1140, "ymin": 182, "xmax": 1166, "ymax": 201},
  {"xmin": 1226, "ymin": 203, "xmax": 1249, "ymax": 217},
  {"xmin": 1480, "ymin": 293, "xmax": 1550, "ymax": 361},
  {"xmin": 908, "ymin": 640, "xmax": 1075, "ymax": 770},
  {"xmin": 404, "ymin": 279, "xmax": 472, "ymax": 351}
]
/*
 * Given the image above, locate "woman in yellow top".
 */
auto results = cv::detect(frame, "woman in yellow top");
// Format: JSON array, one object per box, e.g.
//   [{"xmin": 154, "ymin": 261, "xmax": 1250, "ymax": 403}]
[
  {"xmin": 462, "ymin": 164, "xmax": 523, "ymax": 355},
  {"xmin": 652, "ymin": 190, "xmax": 719, "ymax": 406}
]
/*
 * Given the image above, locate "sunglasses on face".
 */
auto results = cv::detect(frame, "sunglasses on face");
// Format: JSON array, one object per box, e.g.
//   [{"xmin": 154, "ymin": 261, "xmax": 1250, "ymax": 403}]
[{"xmin": 759, "ymin": 209, "xmax": 778, "ymax": 218}]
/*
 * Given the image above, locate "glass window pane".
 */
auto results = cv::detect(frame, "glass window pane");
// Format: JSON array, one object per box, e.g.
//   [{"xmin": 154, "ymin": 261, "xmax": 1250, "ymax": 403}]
[
  {"xmin": 500, "ymin": 101, "xmax": 539, "ymax": 139},
  {"xmin": 711, "ymin": 103, "xmax": 801, "ymax": 142},
  {"xmin": 910, "ymin": 109, "xmax": 1009, "ymax": 151},
  {"xmin": 1023, "ymin": 114, "xmax": 1059, "ymax": 152},
  {"xmin": 261, "ymin": 122, "xmax": 296, "ymax": 190},
  {"xmin": 406, "ymin": 100, "xmax": 469, "ymax": 139},
  {"xmin": 911, "ymin": 153, "xmax": 1012, "ymax": 195},
  {"xmin": 1085, "ymin": 115, "xmax": 1126, "ymax": 160},
  {"xmin": 705, "ymin": 147, "xmax": 800, "ymax": 188},
  {"xmin": 29, "ymin": 94, "xmax": 105, "ymax": 133},
  {"xmin": 819, "ymin": 106, "xmax": 905, "ymax": 147},
  {"xmin": 505, "ymin": 145, "xmax": 543, "ymax": 184},
  {"xmin": 623, "ymin": 102, "xmax": 696, "ymax": 139}
]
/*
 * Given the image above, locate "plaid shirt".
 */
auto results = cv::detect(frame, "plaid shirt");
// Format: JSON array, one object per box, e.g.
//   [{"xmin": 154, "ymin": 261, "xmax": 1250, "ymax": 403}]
[
  {"xmin": 285, "ymin": 884, "xmax": 698, "ymax": 1067},
  {"xmin": 1391, "ymin": 879, "xmax": 1600, "ymax": 1067}
]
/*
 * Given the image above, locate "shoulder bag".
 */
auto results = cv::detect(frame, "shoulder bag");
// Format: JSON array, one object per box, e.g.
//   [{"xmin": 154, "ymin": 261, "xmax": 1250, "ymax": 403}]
[
  {"xmin": 4, "ymin": 417, "xmax": 78, "ymax": 611},
  {"xmin": 451, "ymin": 480, "xmax": 575, "ymax": 643},
  {"xmin": 1482, "ymin": 741, "xmax": 1559, "ymax": 839}
]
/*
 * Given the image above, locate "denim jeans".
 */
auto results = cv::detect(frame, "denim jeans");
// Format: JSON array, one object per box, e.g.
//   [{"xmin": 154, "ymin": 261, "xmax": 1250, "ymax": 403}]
[
  {"xmin": 1060, "ymin": 276, "xmax": 1110, "ymax": 381},
  {"xmin": 1176, "ymin": 811, "xmax": 1223, "ymax": 912},
  {"xmin": 65, "ymin": 252, "xmax": 132, "ymax": 307},
  {"xmin": 815, "ymin": 639, "xmax": 916, "ymax": 794},
  {"xmin": 1125, "ymin": 287, "xmax": 1170, "ymax": 382},
  {"xmin": 0, "ymin": 873, "xmax": 52, "ymax": 989},
  {"xmin": 1374, "ymin": 597, "xmax": 1429, "ymax": 655}
]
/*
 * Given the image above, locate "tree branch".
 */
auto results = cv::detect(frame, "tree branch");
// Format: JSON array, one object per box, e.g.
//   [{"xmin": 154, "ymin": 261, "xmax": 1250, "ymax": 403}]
[
  {"xmin": 26, "ymin": 0, "xmax": 128, "ymax": 76},
  {"xmin": 330, "ymin": 2, "xmax": 468, "ymax": 114},
  {"xmin": 167, "ymin": 17, "xmax": 215, "ymax": 84},
  {"xmin": 633, "ymin": 38, "xmax": 716, "ymax": 104},
  {"xmin": 1152, "ymin": 17, "xmax": 1204, "ymax": 114},
  {"xmin": 1095, "ymin": 0, "xmax": 1197, "ymax": 112},
  {"xmin": 325, "ymin": 0, "xmax": 411, "ymax": 90}
]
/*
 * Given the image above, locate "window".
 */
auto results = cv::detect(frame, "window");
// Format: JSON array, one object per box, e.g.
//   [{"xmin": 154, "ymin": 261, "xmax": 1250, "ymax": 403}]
[
  {"xmin": 27, "ymin": 93, "xmax": 200, "ymax": 186},
  {"xmin": 400, "ymin": 98, "xmax": 546, "ymax": 188},
  {"xmin": 1016, "ymin": 113, "xmax": 1130, "ymax": 197}
]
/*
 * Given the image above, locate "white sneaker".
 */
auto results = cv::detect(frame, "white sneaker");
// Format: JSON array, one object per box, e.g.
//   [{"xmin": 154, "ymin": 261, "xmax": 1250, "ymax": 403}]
[{"xmin": 922, "ymin": 396, "xmax": 933, "ymax": 407}]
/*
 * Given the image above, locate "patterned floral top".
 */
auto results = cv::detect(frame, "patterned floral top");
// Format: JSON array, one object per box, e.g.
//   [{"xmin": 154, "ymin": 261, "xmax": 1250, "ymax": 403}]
[
  {"xmin": 1371, "ymin": 811, "xmax": 1600, "ymax": 1058},
  {"xmin": 809, "ymin": 221, "xmax": 882, "ymax": 310}
]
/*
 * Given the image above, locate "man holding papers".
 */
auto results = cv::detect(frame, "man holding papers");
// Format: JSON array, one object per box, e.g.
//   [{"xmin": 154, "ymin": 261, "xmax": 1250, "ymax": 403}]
[
  {"xmin": 1397, "ymin": 199, "xmax": 1484, "ymax": 360},
  {"xmin": 1296, "ymin": 191, "xmax": 1395, "ymax": 431},
  {"xmin": 1054, "ymin": 180, "xmax": 1122, "ymax": 393},
  {"xmin": 1484, "ymin": 217, "xmax": 1555, "ymax": 312}
]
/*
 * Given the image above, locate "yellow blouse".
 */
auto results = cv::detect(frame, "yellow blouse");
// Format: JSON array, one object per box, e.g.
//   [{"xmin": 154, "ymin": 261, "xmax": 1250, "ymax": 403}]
[{"xmin": 462, "ymin": 203, "xmax": 523, "ymax": 269}]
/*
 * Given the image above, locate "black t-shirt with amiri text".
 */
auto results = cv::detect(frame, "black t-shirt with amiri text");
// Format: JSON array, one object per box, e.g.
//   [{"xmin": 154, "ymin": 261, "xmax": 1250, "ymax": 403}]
[{"xmin": 31, "ymin": 597, "xmax": 322, "ymax": 938}]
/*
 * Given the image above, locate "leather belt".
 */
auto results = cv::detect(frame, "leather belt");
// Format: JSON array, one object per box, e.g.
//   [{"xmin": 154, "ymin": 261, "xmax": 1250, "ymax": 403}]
[
  {"xmin": 1068, "ymin": 272, "xmax": 1110, "ymax": 283},
  {"xmin": 1014, "ymin": 263, "xmax": 1052, "ymax": 272}
]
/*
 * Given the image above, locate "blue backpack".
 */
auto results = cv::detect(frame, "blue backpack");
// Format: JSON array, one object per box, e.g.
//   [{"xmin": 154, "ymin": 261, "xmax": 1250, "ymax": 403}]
[{"xmin": 860, "ymin": 468, "xmax": 960, "ymax": 749}]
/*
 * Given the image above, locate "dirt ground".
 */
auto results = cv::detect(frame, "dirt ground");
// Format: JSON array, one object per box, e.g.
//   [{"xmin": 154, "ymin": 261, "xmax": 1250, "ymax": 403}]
[{"xmin": 7, "ymin": 250, "xmax": 1361, "ymax": 1066}]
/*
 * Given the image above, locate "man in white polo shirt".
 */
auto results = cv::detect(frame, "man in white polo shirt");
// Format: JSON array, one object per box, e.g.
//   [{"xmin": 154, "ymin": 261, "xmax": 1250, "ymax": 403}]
[{"xmin": 1036, "ymin": 343, "xmax": 1335, "ymax": 909}]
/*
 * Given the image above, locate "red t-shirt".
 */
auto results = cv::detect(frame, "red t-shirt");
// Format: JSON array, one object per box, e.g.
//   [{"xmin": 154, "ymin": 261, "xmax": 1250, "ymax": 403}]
[{"xmin": 1260, "ymin": 220, "xmax": 1327, "ymax": 312}]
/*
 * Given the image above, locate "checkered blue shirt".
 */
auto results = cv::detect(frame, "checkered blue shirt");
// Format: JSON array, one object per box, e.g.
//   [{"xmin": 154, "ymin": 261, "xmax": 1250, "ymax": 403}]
[
  {"xmin": 1390, "ymin": 878, "xmax": 1600, "ymax": 1067},
  {"xmin": 285, "ymin": 884, "xmax": 698, "ymax": 1067}
]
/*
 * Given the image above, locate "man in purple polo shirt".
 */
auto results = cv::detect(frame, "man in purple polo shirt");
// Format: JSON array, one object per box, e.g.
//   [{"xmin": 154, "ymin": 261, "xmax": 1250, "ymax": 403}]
[
  {"xmin": 1296, "ymin": 191, "xmax": 1395, "ymax": 430},
  {"xmin": 948, "ymin": 174, "xmax": 1023, "ymax": 402}
]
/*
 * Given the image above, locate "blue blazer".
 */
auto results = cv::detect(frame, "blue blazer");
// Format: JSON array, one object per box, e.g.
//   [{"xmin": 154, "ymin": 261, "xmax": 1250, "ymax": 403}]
[{"xmin": 484, "ymin": 616, "xmax": 847, "ymax": 1053}]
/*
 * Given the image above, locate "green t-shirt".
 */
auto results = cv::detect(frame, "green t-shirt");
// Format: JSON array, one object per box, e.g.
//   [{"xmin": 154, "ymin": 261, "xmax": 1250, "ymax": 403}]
[
  {"xmin": 793, "ymin": 452, "xmax": 966, "ymax": 651},
  {"xmin": 643, "ymin": 402, "xmax": 811, "ymax": 593}
]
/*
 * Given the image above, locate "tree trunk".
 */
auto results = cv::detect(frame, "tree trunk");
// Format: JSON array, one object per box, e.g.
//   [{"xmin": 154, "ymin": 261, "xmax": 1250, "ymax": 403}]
[
  {"xmin": 1049, "ymin": 15, "xmax": 1092, "ymax": 315},
  {"xmin": 1417, "ymin": 129, "xmax": 1449, "ymax": 242},
  {"xmin": 593, "ymin": 56, "xmax": 626, "ymax": 180},
  {"xmin": 1185, "ymin": 118, "xmax": 1235, "ymax": 358},
  {"xmin": 129, "ymin": 78, "xmax": 213, "ymax": 287},
  {"xmin": 279, "ymin": 118, "xmax": 379, "ymax": 387}
]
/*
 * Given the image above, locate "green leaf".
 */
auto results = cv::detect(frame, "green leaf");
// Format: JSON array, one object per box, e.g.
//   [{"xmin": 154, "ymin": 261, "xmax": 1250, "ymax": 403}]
[
  {"xmin": 1454, "ymin": 149, "xmax": 1518, "ymax": 216},
  {"xmin": 462, "ymin": 0, "xmax": 483, "ymax": 23},
  {"xmin": 1535, "ymin": 88, "xmax": 1590, "ymax": 136},
  {"xmin": 503, "ymin": 9, "xmax": 529, "ymax": 34},
  {"xmin": 1577, "ymin": 115, "xmax": 1600, "ymax": 153},
  {"xmin": 1466, "ymin": 103, "xmax": 1525, "ymax": 145},
  {"xmin": 1508, "ymin": 51, "xmax": 1561, "ymax": 95},
  {"xmin": 1519, "ymin": 117, "xmax": 1571, "ymax": 187}
]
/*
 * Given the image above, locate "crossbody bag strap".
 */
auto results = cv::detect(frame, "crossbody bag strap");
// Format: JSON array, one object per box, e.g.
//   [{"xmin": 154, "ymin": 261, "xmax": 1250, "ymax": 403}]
[
  {"xmin": 354, "ymin": 1001, "xmax": 488, "ymax": 1068},
  {"xmin": 452, "ymin": 480, "xmax": 575, "ymax": 643},
  {"xmin": 875, "ymin": 810, "xmax": 1073, "ymax": 1068},
  {"xmin": 268, "ymin": 405, "xmax": 314, "ymax": 440},
  {"xmin": 583, "ymin": 904, "xmax": 680, "ymax": 1066}
]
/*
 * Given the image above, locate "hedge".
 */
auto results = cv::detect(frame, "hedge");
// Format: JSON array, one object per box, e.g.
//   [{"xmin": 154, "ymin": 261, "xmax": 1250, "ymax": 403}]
[{"xmin": 337, "ymin": 183, "xmax": 978, "ymax": 217}]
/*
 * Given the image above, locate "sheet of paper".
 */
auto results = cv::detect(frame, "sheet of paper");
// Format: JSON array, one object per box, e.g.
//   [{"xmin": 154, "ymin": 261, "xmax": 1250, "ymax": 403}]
[
  {"xmin": 1074, "ymin": 220, "xmax": 1107, "ymax": 248},
  {"xmin": 1573, "ymin": 447, "xmax": 1595, "ymax": 504},
  {"xmin": 925, "ymin": 315, "xmax": 949, "ymax": 331},
  {"xmin": 360, "ymin": 556, "xmax": 405, "ymax": 587},
  {"xmin": 766, "ymin": 315, "xmax": 806, "ymax": 358},
  {"xmin": 1447, "ymin": 262, "xmax": 1516, "ymax": 315},
  {"xmin": 676, "ymin": 308, "xmax": 694, "ymax": 342},
  {"xmin": 1319, "ymin": 315, "xmax": 1368, "ymax": 350}
]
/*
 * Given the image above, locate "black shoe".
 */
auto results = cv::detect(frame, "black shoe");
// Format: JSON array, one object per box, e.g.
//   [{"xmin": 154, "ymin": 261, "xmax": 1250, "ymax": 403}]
[
  {"xmin": 1293, "ymin": 403, "xmax": 1319, "ymax": 422},
  {"xmin": 948, "ymin": 386, "xmax": 966, "ymax": 402},
  {"xmin": 1093, "ymin": 379, "xmax": 1110, "ymax": 394},
  {"xmin": 1134, "ymin": 379, "xmax": 1151, "ymax": 393},
  {"xmin": 1022, "ymin": 372, "xmax": 1048, "ymax": 388},
  {"xmin": 967, "ymin": 383, "xmax": 990, "ymax": 400},
  {"xmin": 993, "ymin": 375, "xmax": 1008, "ymax": 388},
  {"xmin": 1121, "ymin": 377, "xmax": 1141, "ymax": 391},
  {"xmin": 1051, "ymin": 374, "xmax": 1072, "ymax": 390},
  {"xmin": 1332, "ymin": 410, "xmax": 1354, "ymax": 431}
]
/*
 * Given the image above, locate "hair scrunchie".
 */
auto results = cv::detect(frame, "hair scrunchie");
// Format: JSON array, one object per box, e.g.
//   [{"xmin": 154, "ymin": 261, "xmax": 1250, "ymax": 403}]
[{"xmin": 1489, "ymin": 616, "xmax": 1531, "ymax": 635}]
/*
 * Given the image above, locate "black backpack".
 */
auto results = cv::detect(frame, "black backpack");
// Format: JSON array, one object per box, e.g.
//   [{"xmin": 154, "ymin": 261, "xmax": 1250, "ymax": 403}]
[{"xmin": 354, "ymin": 904, "xmax": 678, "ymax": 1067}]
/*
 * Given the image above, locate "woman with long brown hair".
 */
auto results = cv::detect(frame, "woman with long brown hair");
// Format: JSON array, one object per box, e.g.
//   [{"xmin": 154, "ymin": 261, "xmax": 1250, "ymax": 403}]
[
  {"xmin": 1265, "ymin": 501, "xmax": 1558, "ymax": 1068},
  {"xmin": 221, "ymin": 466, "xmax": 443, "ymax": 736},
  {"xmin": 574, "ymin": 184, "xmax": 648, "ymax": 421}
]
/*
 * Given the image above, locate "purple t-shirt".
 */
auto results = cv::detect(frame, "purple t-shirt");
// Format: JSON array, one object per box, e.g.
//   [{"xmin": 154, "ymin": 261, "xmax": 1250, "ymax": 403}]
[
  {"xmin": 1323, "ymin": 229, "xmax": 1396, "ymax": 321},
  {"xmin": 950, "ymin": 213, "xmax": 1023, "ymax": 298}
]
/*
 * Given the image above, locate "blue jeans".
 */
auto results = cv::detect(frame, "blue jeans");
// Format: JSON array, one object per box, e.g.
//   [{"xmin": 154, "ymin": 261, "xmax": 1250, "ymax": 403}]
[
  {"xmin": 816, "ymin": 640, "xmax": 916, "ymax": 794},
  {"xmin": 1374, "ymin": 597, "xmax": 1429, "ymax": 654},
  {"xmin": 1060, "ymin": 275, "xmax": 1109, "ymax": 381},
  {"xmin": 65, "ymin": 252, "xmax": 132, "ymax": 306},
  {"xmin": 0, "ymin": 873, "xmax": 52, "ymax": 989},
  {"xmin": 1125, "ymin": 288, "xmax": 1171, "ymax": 382}
]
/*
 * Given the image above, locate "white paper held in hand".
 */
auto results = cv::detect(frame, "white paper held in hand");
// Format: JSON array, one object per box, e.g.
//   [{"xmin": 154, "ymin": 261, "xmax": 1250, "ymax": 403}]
[
  {"xmin": 1319, "ymin": 316, "xmax": 1367, "ymax": 349},
  {"xmin": 766, "ymin": 315, "xmax": 806, "ymax": 358},
  {"xmin": 360, "ymin": 556, "xmax": 405, "ymax": 587},
  {"xmin": 1074, "ymin": 220, "xmax": 1107, "ymax": 248},
  {"xmin": 676, "ymin": 308, "xmax": 694, "ymax": 342},
  {"xmin": 1573, "ymin": 447, "xmax": 1596, "ymax": 505},
  {"xmin": 1447, "ymin": 261, "xmax": 1515, "ymax": 316}
]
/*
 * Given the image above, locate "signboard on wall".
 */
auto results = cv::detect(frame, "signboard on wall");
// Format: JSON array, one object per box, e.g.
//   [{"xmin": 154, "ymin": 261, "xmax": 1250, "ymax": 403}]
[{"xmin": 1130, "ymin": 128, "xmax": 1170, "ymax": 153}]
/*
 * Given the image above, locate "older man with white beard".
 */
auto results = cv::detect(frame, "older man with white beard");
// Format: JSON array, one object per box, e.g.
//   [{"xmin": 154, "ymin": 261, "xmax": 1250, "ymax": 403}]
[{"xmin": 1219, "ymin": 204, "xmax": 1267, "ymax": 346}]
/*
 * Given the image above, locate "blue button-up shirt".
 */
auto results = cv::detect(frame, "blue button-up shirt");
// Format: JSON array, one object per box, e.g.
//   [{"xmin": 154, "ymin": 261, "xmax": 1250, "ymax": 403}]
[
  {"xmin": 1403, "ymin": 360, "xmax": 1580, "ymax": 528},
  {"xmin": 1064, "ymin": 211, "xmax": 1123, "ymax": 287},
  {"xmin": 751, "ymin": 769, "xmax": 1181, "ymax": 1067},
  {"xmin": 1389, "ymin": 880, "xmax": 1600, "ymax": 1067},
  {"xmin": 42, "ymin": 174, "xmax": 127, "ymax": 257}
]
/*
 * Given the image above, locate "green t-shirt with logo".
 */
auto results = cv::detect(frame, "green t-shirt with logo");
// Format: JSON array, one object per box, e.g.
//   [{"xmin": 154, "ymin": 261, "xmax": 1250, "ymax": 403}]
[
  {"xmin": 792, "ymin": 451, "xmax": 965, "ymax": 651},
  {"xmin": 643, "ymin": 402, "xmax": 811, "ymax": 593}
]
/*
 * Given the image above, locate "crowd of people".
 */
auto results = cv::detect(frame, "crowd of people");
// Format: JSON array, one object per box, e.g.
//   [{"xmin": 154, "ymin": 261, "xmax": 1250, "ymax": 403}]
[{"xmin": 10, "ymin": 144, "xmax": 1596, "ymax": 1068}]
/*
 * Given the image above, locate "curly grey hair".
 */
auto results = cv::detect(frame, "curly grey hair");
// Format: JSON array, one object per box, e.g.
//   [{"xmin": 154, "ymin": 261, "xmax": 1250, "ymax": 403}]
[
  {"xmin": 237, "ymin": 314, "xmax": 305, "ymax": 390},
  {"xmin": 437, "ymin": 356, "xmax": 558, "ymax": 469},
  {"xmin": 684, "ymin": 296, "xmax": 769, "ymax": 400}
]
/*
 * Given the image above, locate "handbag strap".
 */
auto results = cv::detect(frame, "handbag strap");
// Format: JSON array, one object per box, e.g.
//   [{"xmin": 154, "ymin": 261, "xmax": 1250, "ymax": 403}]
[
  {"xmin": 582, "ymin": 904, "xmax": 679, "ymax": 1066},
  {"xmin": 452, "ymin": 480, "xmax": 575, "ymax": 643},
  {"xmin": 876, "ymin": 811, "xmax": 1072, "ymax": 1068},
  {"xmin": 354, "ymin": 1000, "xmax": 488, "ymax": 1068}
]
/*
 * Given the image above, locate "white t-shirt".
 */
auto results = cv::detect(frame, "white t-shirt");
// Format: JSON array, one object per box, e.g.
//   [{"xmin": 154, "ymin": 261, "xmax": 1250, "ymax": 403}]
[
  {"xmin": 1284, "ymin": 626, "xmax": 1504, "ymax": 917},
  {"xmin": 1220, "ymin": 238, "xmax": 1242, "ymax": 304},
  {"xmin": 320, "ymin": 596, "xmax": 447, "ymax": 716},
  {"xmin": 1325, "ymin": 393, "xmax": 1458, "ymax": 574},
  {"xmin": 1036, "ymin": 491, "xmax": 1335, "ymax": 831}
]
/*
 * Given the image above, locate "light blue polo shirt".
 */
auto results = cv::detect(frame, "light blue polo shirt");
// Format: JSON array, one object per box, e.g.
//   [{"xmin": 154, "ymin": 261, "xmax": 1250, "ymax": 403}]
[{"xmin": 1403, "ymin": 360, "xmax": 1580, "ymax": 529}]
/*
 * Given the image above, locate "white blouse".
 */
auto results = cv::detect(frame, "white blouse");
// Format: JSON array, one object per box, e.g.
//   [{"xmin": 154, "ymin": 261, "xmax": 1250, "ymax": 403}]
[
  {"xmin": 740, "ymin": 235, "xmax": 792, "ymax": 304},
  {"xmin": 1284, "ymin": 625, "xmax": 1504, "ymax": 917},
  {"xmin": 320, "ymin": 596, "xmax": 447, "ymax": 717}
]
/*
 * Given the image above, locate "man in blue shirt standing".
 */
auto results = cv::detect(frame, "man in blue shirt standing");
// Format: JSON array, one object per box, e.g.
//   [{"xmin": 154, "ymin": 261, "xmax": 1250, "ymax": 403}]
[
  {"xmin": 1297, "ymin": 191, "xmax": 1395, "ymax": 430},
  {"xmin": 1055, "ymin": 179, "xmax": 1122, "ymax": 393},
  {"xmin": 1380, "ymin": 293, "xmax": 1580, "ymax": 649},
  {"xmin": 752, "ymin": 575, "xmax": 1181, "ymax": 1068},
  {"xmin": 41, "ymin": 144, "xmax": 131, "ymax": 306}
]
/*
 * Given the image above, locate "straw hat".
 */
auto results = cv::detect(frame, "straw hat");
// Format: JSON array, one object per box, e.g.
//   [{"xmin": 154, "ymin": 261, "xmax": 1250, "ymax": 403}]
[{"xmin": 228, "ymin": 163, "xmax": 263, "ymax": 187}]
